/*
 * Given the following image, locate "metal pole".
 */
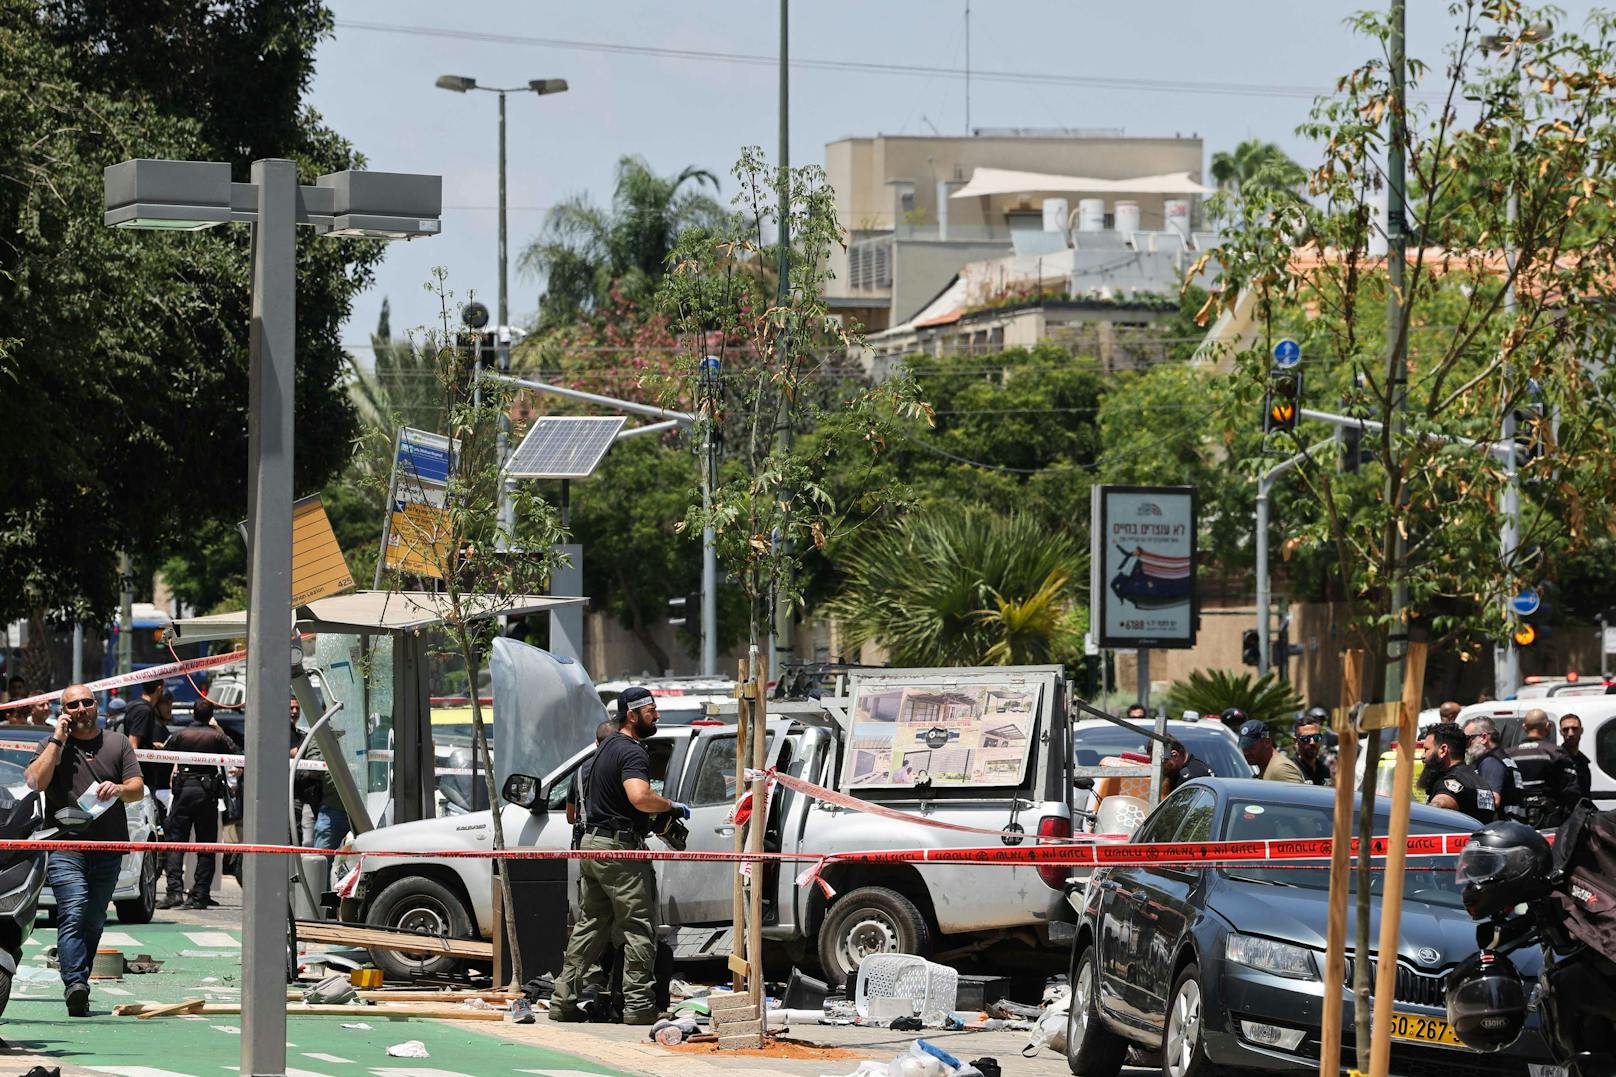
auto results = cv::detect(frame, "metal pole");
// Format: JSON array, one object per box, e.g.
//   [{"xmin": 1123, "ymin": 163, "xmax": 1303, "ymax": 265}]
[
  {"xmin": 242, "ymin": 157, "xmax": 296, "ymax": 1077},
  {"xmin": 1496, "ymin": 78, "xmax": 1523, "ymax": 699},
  {"xmin": 71, "ymin": 623, "xmax": 83, "ymax": 685},
  {"xmin": 1136, "ymin": 648, "xmax": 1150, "ymax": 711},
  {"xmin": 772, "ymin": 0, "xmax": 793, "ymax": 675},
  {"xmin": 496, "ymin": 90, "xmax": 514, "ymax": 556},
  {"xmin": 701, "ymin": 358, "xmax": 719, "ymax": 676},
  {"xmin": 117, "ymin": 552, "xmax": 134, "ymax": 676},
  {"xmin": 1256, "ymin": 481, "xmax": 1271, "ymax": 676},
  {"xmin": 1381, "ymin": 0, "xmax": 1409, "ymax": 706}
]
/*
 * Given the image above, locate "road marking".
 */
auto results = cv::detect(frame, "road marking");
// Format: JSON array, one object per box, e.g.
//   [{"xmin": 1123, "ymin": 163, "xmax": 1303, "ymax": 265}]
[
  {"xmin": 211, "ymin": 1025, "xmax": 240, "ymax": 1034},
  {"xmin": 185, "ymin": 931, "xmax": 239, "ymax": 947},
  {"xmin": 98, "ymin": 932, "xmax": 143, "ymax": 947},
  {"xmin": 517, "ymin": 1072, "xmax": 622, "ymax": 1077},
  {"xmin": 89, "ymin": 1067, "xmax": 204, "ymax": 1077},
  {"xmin": 288, "ymin": 1070, "xmax": 336, "ymax": 1077},
  {"xmin": 99, "ymin": 985, "xmax": 133, "ymax": 996},
  {"xmin": 370, "ymin": 1069, "xmax": 480, "ymax": 1077},
  {"xmin": 304, "ymin": 1055, "xmax": 353, "ymax": 1065}
]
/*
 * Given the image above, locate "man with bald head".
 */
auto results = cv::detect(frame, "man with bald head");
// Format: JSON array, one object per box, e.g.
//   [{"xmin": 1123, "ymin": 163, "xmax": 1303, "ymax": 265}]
[
  {"xmin": 1438, "ymin": 701, "xmax": 1463, "ymax": 723},
  {"xmin": 24, "ymin": 684, "xmax": 142, "ymax": 1016}
]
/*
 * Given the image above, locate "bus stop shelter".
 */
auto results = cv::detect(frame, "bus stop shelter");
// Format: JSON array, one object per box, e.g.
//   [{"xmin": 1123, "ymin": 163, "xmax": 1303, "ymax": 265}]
[{"xmin": 169, "ymin": 590, "xmax": 587, "ymax": 832}]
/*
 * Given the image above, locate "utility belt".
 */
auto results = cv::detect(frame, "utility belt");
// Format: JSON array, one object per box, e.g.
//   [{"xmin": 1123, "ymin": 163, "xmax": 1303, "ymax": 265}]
[
  {"xmin": 582, "ymin": 825, "xmax": 646, "ymax": 848},
  {"xmin": 173, "ymin": 769, "xmax": 223, "ymax": 794}
]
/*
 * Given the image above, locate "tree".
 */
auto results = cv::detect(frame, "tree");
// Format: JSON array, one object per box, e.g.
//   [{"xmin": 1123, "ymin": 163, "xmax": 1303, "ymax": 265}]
[
  {"xmin": 829, "ymin": 510, "xmax": 1087, "ymax": 668},
  {"xmin": 0, "ymin": 1, "xmax": 382, "ymax": 625},
  {"xmin": 368, "ymin": 269, "xmax": 563, "ymax": 985},
  {"xmin": 520, "ymin": 155, "xmax": 727, "ymax": 330},
  {"xmin": 1209, "ymin": 138, "xmax": 1308, "ymax": 196},
  {"xmin": 1163, "ymin": 669, "xmax": 1303, "ymax": 736}
]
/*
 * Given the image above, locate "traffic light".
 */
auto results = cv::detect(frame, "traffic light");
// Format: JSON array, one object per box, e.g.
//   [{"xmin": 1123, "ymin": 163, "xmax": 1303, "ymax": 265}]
[
  {"xmin": 453, "ymin": 330, "xmax": 495, "ymax": 398},
  {"xmin": 1264, "ymin": 369, "xmax": 1302, "ymax": 434},
  {"xmin": 1242, "ymin": 628, "xmax": 1260, "ymax": 667},
  {"xmin": 667, "ymin": 592, "xmax": 700, "ymax": 629}
]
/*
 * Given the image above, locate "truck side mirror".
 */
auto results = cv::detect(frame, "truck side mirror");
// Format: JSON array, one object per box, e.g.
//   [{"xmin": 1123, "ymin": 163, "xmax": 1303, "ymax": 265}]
[
  {"xmin": 1073, "ymin": 777, "xmax": 1095, "ymax": 791},
  {"xmin": 502, "ymin": 773, "xmax": 540, "ymax": 809}
]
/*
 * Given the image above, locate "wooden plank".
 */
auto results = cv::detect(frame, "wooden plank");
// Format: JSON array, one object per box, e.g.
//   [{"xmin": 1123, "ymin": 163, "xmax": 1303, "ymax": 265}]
[
  {"xmin": 116, "ymin": 1002, "xmax": 506, "ymax": 1021},
  {"xmin": 1369, "ymin": 642, "xmax": 1428, "ymax": 1077},
  {"xmin": 287, "ymin": 990, "xmax": 516, "ymax": 1003},
  {"xmin": 1318, "ymin": 649, "xmax": 1364, "ymax": 1077},
  {"xmin": 731, "ymin": 656, "xmax": 750, "ymax": 996},
  {"xmin": 295, "ymin": 919, "xmax": 493, "ymax": 959},
  {"xmin": 135, "ymin": 998, "xmax": 205, "ymax": 1020},
  {"xmin": 725, "ymin": 953, "xmax": 749, "ymax": 978}
]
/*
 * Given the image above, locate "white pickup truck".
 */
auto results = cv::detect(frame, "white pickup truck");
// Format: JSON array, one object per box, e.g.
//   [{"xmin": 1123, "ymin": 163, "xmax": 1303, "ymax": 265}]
[{"xmin": 333, "ymin": 664, "xmax": 1076, "ymax": 983}]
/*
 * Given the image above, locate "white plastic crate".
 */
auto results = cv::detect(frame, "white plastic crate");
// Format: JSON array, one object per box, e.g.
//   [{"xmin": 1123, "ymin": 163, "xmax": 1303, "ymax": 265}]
[{"xmin": 854, "ymin": 954, "xmax": 959, "ymax": 1024}]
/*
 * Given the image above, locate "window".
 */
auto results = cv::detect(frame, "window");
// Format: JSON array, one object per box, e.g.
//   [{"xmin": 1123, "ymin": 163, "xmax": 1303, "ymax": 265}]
[
  {"xmin": 1176, "ymin": 787, "xmax": 1216, "ymax": 843},
  {"xmin": 1133, "ymin": 789, "xmax": 1196, "ymax": 844},
  {"xmin": 550, "ymin": 739, "xmax": 676, "ymax": 811},
  {"xmin": 689, "ymin": 734, "xmax": 775, "ymax": 807},
  {"xmin": 1596, "ymin": 720, "xmax": 1616, "ymax": 783}
]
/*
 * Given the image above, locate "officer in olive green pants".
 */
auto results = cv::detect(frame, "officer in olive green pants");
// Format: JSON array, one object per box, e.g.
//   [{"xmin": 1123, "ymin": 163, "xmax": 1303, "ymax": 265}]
[{"xmin": 550, "ymin": 688, "xmax": 690, "ymax": 1025}]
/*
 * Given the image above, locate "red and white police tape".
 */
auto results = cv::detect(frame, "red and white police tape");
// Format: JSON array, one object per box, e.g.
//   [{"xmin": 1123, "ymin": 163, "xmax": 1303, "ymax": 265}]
[{"xmin": 0, "ymin": 650, "xmax": 247, "ymax": 711}]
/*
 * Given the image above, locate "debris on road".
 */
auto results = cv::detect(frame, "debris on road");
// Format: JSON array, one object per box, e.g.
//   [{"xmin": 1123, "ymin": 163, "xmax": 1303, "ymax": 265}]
[{"xmin": 385, "ymin": 1039, "xmax": 429, "ymax": 1058}]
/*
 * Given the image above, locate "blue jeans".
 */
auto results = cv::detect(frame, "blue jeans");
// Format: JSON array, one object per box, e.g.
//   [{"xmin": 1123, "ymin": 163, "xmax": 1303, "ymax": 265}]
[
  {"xmin": 312, "ymin": 803, "xmax": 349, "ymax": 850},
  {"xmin": 47, "ymin": 851, "xmax": 122, "ymax": 990}
]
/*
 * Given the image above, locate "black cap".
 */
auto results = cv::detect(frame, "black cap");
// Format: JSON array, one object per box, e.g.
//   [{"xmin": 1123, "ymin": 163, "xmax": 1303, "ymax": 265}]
[
  {"xmin": 1237, "ymin": 719, "xmax": 1271, "ymax": 748},
  {"xmin": 616, "ymin": 686, "xmax": 655, "ymax": 720}
]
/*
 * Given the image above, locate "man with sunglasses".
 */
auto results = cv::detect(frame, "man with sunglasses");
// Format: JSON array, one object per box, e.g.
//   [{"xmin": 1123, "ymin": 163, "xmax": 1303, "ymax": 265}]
[
  {"xmin": 1293, "ymin": 715, "xmax": 1333, "ymax": 786},
  {"xmin": 24, "ymin": 684, "xmax": 142, "ymax": 1017}
]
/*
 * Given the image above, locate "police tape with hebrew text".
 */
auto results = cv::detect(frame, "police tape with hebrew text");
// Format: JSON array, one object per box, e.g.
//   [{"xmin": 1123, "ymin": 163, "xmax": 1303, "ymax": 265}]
[
  {"xmin": 0, "ymin": 740, "xmax": 482, "ymax": 777},
  {"xmin": 0, "ymin": 650, "xmax": 248, "ymax": 712},
  {"xmin": 741, "ymin": 766, "xmax": 1128, "ymax": 844}
]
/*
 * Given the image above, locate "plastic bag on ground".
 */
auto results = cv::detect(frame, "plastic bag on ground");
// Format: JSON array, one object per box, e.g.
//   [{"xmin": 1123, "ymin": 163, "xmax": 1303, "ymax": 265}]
[
  {"xmin": 1021, "ymin": 984, "xmax": 1071, "ymax": 1058},
  {"xmin": 386, "ymin": 1040, "xmax": 429, "ymax": 1058}
]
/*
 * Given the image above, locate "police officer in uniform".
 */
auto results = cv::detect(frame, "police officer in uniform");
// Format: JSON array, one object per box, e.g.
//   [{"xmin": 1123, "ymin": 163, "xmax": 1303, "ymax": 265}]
[
  {"xmin": 1421, "ymin": 722, "xmax": 1497, "ymax": 823},
  {"xmin": 1463, "ymin": 716, "xmax": 1523, "ymax": 821},
  {"xmin": 1162, "ymin": 737, "xmax": 1213, "ymax": 792},
  {"xmin": 1507, "ymin": 709, "xmax": 1582, "ymax": 828},
  {"xmin": 549, "ymin": 687, "xmax": 689, "ymax": 1026}
]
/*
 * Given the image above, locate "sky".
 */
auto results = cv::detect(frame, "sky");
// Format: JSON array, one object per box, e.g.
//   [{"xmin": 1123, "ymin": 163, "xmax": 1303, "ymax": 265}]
[{"xmin": 309, "ymin": 1, "xmax": 1605, "ymax": 360}]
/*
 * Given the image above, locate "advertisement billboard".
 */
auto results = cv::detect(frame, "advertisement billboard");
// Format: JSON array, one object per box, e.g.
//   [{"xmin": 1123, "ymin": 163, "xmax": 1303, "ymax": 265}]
[
  {"xmin": 379, "ymin": 427, "xmax": 458, "ymax": 581},
  {"xmin": 1090, "ymin": 484, "xmax": 1198, "ymax": 648}
]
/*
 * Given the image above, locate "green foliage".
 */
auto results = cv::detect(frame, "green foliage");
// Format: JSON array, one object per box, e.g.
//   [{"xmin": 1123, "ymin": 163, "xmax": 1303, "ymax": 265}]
[
  {"xmin": 0, "ymin": 1, "xmax": 381, "ymax": 623},
  {"xmin": 520, "ymin": 155, "xmax": 727, "ymax": 331},
  {"xmin": 1203, "ymin": 3, "xmax": 1616, "ymax": 677},
  {"xmin": 1209, "ymin": 139, "xmax": 1308, "ymax": 196},
  {"xmin": 829, "ymin": 510, "xmax": 1087, "ymax": 668},
  {"xmin": 1163, "ymin": 669, "xmax": 1303, "ymax": 732}
]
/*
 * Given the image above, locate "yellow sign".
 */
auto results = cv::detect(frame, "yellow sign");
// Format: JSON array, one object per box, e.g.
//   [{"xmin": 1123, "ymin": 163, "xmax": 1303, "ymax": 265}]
[
  {"xmin": 1355, "ymin": 701, "xmax": 1404, "ymax": 731},
  {"xmin": 291, "ymin": 495, "xmax": 356, "ymax": 607},
  {"xmin": 384, "ymin": 501, "xmax": 452, "ymax": 580},
  {"xmin": 1514, "ymin": 624, "xmax": 1537, "ymax": 647}
]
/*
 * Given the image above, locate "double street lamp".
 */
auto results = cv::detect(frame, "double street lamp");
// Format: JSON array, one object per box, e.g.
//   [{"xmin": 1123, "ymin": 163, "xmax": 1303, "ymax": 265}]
[
  {"xmin": 105, "ymin": 157, "xmax": 442, "ymax": 1077},
  {"xmin": 436, "ymin": 74, "xmax": 568, "ymax": 550}
]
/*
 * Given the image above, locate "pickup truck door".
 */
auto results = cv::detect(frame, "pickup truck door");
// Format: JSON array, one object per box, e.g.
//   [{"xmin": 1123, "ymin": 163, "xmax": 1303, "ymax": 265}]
[{"xmin": 659, "ymin": 726, "xmax": 783, "ymax": 926}]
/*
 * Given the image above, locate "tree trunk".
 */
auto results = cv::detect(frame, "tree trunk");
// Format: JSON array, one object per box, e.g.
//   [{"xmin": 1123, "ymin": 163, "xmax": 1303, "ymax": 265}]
[
  {"xmin": 1352, "ymin": 726, "xmax": 1383, "ymax": 1071},
  {"xmin": 462, "ymin": 638, "xmax": 522, "ymax": 988}
]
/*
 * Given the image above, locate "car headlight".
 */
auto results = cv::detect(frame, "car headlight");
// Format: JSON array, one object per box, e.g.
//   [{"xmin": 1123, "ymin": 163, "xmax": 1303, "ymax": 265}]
[{"xmin": 1225, "ymin": 933, "xmax": 1319, "ymax": 980}]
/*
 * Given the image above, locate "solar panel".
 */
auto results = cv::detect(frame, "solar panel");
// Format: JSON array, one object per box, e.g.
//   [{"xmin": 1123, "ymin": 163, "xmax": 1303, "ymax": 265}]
[{"xmin": 505, "ymin": 415, "xmax": 626, "ymax": 479}]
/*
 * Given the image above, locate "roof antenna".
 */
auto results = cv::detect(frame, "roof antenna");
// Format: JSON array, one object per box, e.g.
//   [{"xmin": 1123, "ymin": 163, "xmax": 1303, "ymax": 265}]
[{"xmin": 964, "ymin": 1, "xmax": 972, "ymax": 135}]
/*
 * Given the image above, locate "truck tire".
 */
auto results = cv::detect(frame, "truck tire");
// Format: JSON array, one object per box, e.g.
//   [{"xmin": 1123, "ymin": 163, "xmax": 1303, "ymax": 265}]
[
  {"xmin": 816, "ymin": 885, "xmax": 931, "ymax": 984},
  {"xmin": 364, "ymin": 876, "xmax": 474, "ymax": 980}
]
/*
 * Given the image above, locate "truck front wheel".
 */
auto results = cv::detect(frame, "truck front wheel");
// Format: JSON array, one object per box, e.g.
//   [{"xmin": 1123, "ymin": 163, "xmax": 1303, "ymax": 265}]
[
  {"xmin": 364, "ymin": 876, "xmax": 473, "ymax": 980},
  {"xmin": 816, "ymin": 885, "xmax": 932, "ymax": 983}
]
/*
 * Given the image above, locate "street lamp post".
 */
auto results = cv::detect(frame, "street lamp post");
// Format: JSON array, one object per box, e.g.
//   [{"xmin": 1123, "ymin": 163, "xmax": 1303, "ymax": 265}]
[
  {"xmin": 436, "ymin": 74, "xmax": 568, "ymax": 555},
  {"xmin": 104, "ymin": 158, "xmax": 441, "ymax": 1077}
]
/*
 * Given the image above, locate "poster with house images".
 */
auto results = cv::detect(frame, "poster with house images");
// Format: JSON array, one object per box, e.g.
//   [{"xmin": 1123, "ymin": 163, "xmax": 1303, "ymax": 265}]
[{"xmin": 844, "ymin": 681, "xmax": 1041, "ymax": 789}]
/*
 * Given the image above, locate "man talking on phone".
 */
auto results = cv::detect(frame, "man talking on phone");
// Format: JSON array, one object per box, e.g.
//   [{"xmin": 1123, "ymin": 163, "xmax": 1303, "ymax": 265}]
[{"xmin": 25, "ymin": 684, "xmax": 143, "ymax": 1016}]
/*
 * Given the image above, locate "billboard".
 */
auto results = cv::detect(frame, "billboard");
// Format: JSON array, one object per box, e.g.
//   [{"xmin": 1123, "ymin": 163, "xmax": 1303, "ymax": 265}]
[
  {"xmin": 379, "ymin": 427, "xmax": 458, "ymax": 580},
  {"xmin": 1090, "ymin": 484, "xmax": 1198, "ymax": 648},
  {"xmin": 842, "ymin": 680, "xmax": 1043, "ymax": 790}
]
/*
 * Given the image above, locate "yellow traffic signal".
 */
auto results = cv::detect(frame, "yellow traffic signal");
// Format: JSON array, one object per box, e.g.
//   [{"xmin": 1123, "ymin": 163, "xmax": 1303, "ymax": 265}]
[
  {"xmin": 1264, "ymin": 369, "xmax": 1302, "ymax": 434},
  {"xmin": 1514, "ymin": 624, "xmax": 1537, "ymax": 647}
]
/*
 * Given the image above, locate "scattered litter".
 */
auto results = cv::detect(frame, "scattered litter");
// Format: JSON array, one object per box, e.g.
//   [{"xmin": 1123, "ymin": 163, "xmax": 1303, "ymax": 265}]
[
  {"xmin": 386, "ymin": 1040, "xmax": 429, "ymax": 1059},
  {"xmin": 301, "ymin": 974, "xmax": 356, "ymax": 1005},
  {"xmin": 125, "ymin": 954, "xmax": 163, "ymax": 974},
  {"xmin": 19, "ymin": 1066, "xmax": 61, "ymax": 1077},
  {"xmin": 14, "ymin": 965, "xmax": 57, "ymax": 983},
  {"xmin": 459, "ymin": 997, "xmax": 498, "ymax": 1011},
  {"xmin": 519, "ymin": 972, "xmax": 555, "ymax": 1001},
  {"xmin": 41, "ymin": 945, "xmax": 58, "ymax": 969},
  {"xmin": 671, "ymin": 999, "xmax": 710, "ymax": 1020},
  {"xmin": 985, "ymin": 999, "xmax": 1040, "ymax": 1021},
  {"xmin": 340, "ymin": 1022, "xmax": 372, "ymax": 1030},
  {"xmin": 650, "ymin": 1016, "xmax": 700, "ymax": 1045},
  {"xmin": 889, "ymin": 1016, "xmax": 922, "ymax": 1032},
  {"xmin": 507, "ymin": 997, "xmax": 535, "ymax": 1024},
  {"xmin": 668, "ymin": 978, "xmax": 705, "ymax": 1000},
  {"xmin": 969, "ymin": 1058, "xmax": 1001, "ymax": 1077},
  {"xmin": 201, "ymin": 977, "xmax": 220, "ymax": 984},
  {"xmin": 1020, "ymin": 985, "xmax": 1071, "ymax": 1059},
  {"xmin": 211, "ymin": 1025, "xmax": 241, "ymax": 1035}
]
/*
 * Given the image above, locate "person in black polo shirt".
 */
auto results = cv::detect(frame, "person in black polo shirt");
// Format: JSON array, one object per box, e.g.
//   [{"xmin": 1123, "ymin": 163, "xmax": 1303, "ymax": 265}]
[
  {"xmin": 549, "ymin": 687, "xmax": 689, "ymax": 1026},
  {"xmin": 159, "ymin": 699, "xmax": 240, "ymax": 909}
]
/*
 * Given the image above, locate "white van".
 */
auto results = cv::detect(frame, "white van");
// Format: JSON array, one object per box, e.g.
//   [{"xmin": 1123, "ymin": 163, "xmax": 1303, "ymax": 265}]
[{"xmin": 1457, "ymin": 697, "xmax": 1616, "ymax": 806}]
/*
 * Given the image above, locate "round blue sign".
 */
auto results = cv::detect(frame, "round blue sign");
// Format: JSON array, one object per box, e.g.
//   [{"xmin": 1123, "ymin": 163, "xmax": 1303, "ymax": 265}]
[
  {"xmin": 1509, "ymin": 589, "xmax": 1541, "ymax": 617},
  {"xmin": 1272, "ymin": 338, "xmax": 1302, "ymax": 368}
]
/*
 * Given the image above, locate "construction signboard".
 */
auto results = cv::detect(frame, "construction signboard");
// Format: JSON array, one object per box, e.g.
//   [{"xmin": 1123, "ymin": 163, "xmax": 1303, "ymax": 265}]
[{"xmin": 1090, "ymin": 484, "xmax": 1198, "ymax": 649}]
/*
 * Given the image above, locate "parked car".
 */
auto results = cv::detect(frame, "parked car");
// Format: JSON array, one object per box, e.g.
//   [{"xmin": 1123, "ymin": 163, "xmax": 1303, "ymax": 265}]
[
  {"xmin": 1063, "ymin": 778, "xmax": 1558, "ymax": 1077},
  {"xmin": 0, "ymin": 725, "xmax": 160, "ymax": 923},
  {"xmin": 335, "ymin": 663, "xmax": 1075, "ymax": 983}
]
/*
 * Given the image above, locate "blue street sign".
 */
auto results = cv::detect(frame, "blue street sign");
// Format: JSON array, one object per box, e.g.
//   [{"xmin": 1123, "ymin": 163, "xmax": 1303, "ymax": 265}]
[
  {"xmin": 1272, "ymin": 338, "xmax": 1302, "ymax": 368},
  {"xmin": 1510, "ymin": 589, "xmax": 1541, "ymax": 618}
]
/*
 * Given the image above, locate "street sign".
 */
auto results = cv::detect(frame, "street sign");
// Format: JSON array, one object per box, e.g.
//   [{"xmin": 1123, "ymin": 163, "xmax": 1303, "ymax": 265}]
[
  {"xmin": 1509, "ymin": 589, "xmax": 1541, "ymax": 618},
  {"xmin": 379, "ymin": 427, "xmax": 459, "ymax": 580},
  {"xmin": 1272, "ymin": 338, "xmax": 1302, "ymax": 368},
  {"xmin": 1603, "ymin": 625, "xmax": 1616, "ymax": 654}
]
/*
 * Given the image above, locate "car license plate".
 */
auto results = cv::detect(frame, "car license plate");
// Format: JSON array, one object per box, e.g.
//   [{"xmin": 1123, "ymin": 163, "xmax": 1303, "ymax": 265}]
[{"xmin": 1389, "ymin": 1011, "xmax": 1463, "ymax": 1047}]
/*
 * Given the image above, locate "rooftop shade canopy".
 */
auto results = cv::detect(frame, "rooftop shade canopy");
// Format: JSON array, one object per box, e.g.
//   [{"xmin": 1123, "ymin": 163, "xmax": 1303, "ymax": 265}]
[
  {"xmin": 950, "ymin": 167, "xmax": 1214, "ymax": 199},
  {"xmin": 168, "ymin": 590, "xmax": 587, "ymax": 643}
]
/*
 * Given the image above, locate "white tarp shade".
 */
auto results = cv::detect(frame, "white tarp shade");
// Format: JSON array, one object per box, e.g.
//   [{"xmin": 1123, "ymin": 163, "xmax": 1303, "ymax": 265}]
[
  {"xmin": 950, "ymin": 167, "xmax": 1213, "ymax": 199},
  {"xmin": 170, "ymin": 590, "xmax": 587, "ymax": 643}
]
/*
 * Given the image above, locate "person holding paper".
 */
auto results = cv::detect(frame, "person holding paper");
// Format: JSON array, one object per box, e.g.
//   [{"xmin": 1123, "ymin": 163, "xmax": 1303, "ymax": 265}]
[{"xmin": 24, "ymin": 684, "xmax": 142, "ymax": 1017}]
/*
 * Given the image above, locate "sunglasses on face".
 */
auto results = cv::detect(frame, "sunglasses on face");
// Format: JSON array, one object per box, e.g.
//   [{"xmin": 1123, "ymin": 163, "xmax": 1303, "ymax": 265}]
[
  {"xmin": 61, "ymin": 699, "xmax": 95, "ymax": 711},
  {"xmin": 1298, "ymin": 733, "xmax": 1324, "ymax": 743}
]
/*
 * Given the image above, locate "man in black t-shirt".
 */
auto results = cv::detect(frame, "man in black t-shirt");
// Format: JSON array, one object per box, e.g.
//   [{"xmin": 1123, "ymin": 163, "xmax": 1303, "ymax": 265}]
[
  {"xmin": 160, "ymin": 699, "xmax": 241, "ymax": 909},
  {"xmin": 1421, "ymin": 722, "xmax": 1497, "ymax": 824},
  {"xmin": 121, "ymin": 679, "xmax": 170, "ymax": 818},
  {"xmin": 550, "ymin": 687, "xmax": 689, "ymax": 1026},
  {"xmin": 25, "ymin": 685, "xmax": 143, "ymax": 1016}
]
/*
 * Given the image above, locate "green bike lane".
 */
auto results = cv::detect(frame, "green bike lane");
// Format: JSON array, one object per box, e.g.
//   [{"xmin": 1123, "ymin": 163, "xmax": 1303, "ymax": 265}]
[{"xmin": 2, "ymin": 917, "xmax": 629, "ymax": 1077}]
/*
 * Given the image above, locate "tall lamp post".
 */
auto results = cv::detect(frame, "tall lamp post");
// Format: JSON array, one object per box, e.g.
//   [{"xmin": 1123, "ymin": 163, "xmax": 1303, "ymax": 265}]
[
  {"xmin": 104, "ymin": 158, "xmax": 441, "ymax": 1077},
  {"xmin": 435, "ymin": 74, "xmax": 568, "ymax": 555}
]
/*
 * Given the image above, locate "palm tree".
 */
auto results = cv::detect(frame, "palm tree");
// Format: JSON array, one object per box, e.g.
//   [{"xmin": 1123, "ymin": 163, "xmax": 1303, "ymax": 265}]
[
  {"xmin": 829, "ymin": 510, "xmax": 1087, "ymax": 667},
  {"xmin": 347, "ymin": 299, "xmax": 452, "ymax": 436},
  {"xmin": 1210, "ymin": 139, "xmax": 1308, "ymax": 197},
  {"xmin": 519, "ymin": 155, "xmax": 726, "ymax": 328}
]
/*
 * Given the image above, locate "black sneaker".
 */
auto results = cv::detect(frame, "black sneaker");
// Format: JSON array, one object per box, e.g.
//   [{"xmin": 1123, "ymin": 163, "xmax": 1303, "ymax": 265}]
[
  {"xmin": 65, "ymin": 983, "xmax": 89, "ymax": 1017},
  {"xmin": 157, "ymin": 894, "xmax": 186, "ymax": 910},
  {"xmin": 546, "ymin": 1003, "xmax": 586, "ymax": 1023}
]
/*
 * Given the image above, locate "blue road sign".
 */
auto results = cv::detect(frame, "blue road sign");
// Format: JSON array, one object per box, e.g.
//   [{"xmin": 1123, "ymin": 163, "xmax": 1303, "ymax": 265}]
[
  {"xmin": 1272, "ymin": 338, "xmax": 1302, "ymax": 368},
  {"xmin": 1510, "ymin": 589, "xmax": 1541, "ymax": 618}
]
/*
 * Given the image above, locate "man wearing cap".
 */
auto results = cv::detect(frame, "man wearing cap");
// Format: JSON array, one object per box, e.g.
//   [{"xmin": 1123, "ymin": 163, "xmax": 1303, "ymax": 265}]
[
  {"xmin": 1239, "ymin": 720, "xmax": 1306, "ymax": 783},
  {"xmin": 550, "ymin": 687, "xmax": 690, "ymax": 1025}
]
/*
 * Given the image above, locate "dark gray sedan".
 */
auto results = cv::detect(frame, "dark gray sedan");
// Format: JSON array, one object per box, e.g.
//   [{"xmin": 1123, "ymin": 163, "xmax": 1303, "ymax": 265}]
[{"xmin": 1064, "ymin": 778, "xmax": 1560, "ymax": 1077}]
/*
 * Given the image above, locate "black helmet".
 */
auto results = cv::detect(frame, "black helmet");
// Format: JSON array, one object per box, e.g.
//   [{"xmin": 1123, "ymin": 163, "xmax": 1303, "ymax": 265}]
[
  {"xmin": 1220, "ymin": 707, "xmax": 1249, "ymax": 733},
  {"xmin": 1445, "ymin": 950, "xmax": 1527, "ymax": 1051},
  {"xmin": 1455, "ymin": 821, "xmax": 1553, "ymax": 919},
  {"xmin": 1303, "ymin": 705, "xmax": 1330, "ymax": 725}
]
